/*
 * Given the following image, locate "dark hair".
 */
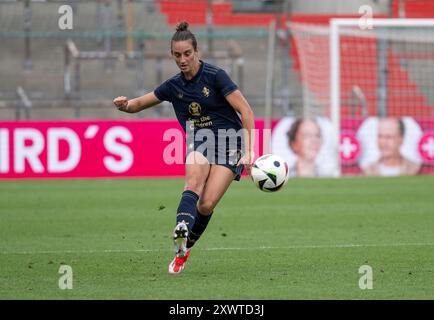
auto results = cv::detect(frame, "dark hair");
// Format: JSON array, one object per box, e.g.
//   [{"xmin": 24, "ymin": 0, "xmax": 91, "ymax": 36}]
[
  {"xmin": 397, "ymin": 118, "xmax": 405, "ymax": 137},
  {"xmin": 171, "ymin": 21, "xmax": 198, "ymax": 51},
  {"xmin": 379, "ymin": 117, "xmax": 405, "ymax": 136},
  {"xmin": 287, "ymin": 118, "xmax": 322, "ymax": 150},
  {"xmin": 287, "ymin": 118, "xmax": 303, "ymax": 147}
]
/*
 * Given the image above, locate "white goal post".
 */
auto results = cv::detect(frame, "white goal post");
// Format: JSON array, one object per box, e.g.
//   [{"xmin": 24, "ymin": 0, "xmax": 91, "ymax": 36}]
[{"xmin": 289, "ymin": 18, "xmax": 434, "ymax": 176}]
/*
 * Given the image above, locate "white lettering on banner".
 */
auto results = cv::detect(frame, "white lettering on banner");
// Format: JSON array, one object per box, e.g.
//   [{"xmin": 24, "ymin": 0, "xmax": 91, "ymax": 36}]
[
  {"xmin": 103, "ymin": 127, "xmax": 133, "ymax": 173},
  {"xmin": 0, "ymin": 129, "xmax": 9, "ymax": 173},
  {"xmin": 163, "ymin": 129, "xmax": 184, "ymax": 165},
  {"xmin": 14, "ymin": 128, "xmax": 44, "ymax": 173},
  {"xmin": 84, "ymin": 125, "xmax": 99, "ymax": 139},
  {"xmin": 47, "ymin": 128, "xmax": 81, "ymax": 173},
  {"xmin": 422, "ymin": 137, "xmax": 434, "ymax": 158},
  {"xmin": 340, "ymin": 137, "xmax": 357, "ymax": 159}
]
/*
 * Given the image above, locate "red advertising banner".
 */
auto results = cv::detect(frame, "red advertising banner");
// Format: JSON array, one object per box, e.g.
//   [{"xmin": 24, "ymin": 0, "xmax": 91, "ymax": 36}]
[
  {"xmin": 0, "ymin": 119, "xmax": 272, "ymax": 179},
  {"xmin": 0, "ymin": 120, "xmax": 186, "ymax": 179},
  {"xmin": 2, "ymin": 118, "xmax": 432, "ymax": 179}
]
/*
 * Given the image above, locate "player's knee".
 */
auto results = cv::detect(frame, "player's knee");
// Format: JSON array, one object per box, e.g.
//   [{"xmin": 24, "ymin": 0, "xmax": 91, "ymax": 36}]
[
  {"xmin": 197, "ymin": 200, "xmax": 215, "ymax": 215},
  {"xmin": 184, "ymin": 178, "xmax": 205, "ymax": 195},
  {"xmin": 186, "ymin": 151, "xmax": 209, "ymax": 165}
]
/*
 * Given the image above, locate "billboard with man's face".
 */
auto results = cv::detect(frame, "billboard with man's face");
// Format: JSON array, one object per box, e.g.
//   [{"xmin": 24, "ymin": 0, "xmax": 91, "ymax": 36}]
[{"xmin": 356, "ymin": 117, "xmax": 423, "ymax": 176}]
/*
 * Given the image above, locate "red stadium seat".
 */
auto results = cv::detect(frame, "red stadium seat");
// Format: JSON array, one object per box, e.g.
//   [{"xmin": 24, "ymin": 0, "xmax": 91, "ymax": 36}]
[
  {"xmin": 156, "ymin": 0, "xmax": 277, "ymax": 27},
  {"xmin": 392, "ymin": 0, "xmax": 434, "ymax": 18}
]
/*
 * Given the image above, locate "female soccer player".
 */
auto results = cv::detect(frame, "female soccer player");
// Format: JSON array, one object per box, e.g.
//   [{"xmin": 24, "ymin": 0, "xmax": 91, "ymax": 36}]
[{"xmin": 113, "ymin": 21, "xmax": 255, "ymax": 274}]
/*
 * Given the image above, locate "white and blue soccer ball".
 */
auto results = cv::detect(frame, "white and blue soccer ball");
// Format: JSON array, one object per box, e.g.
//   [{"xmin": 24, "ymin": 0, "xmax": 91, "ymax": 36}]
[{"xmin": 250, "ymin": 154, "xmax": 289, "ymax": 192}]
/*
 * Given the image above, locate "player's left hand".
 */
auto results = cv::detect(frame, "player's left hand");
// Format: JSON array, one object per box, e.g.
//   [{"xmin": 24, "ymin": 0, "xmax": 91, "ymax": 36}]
[{"xmin": 237, "ymin": 151, "xmax": 254, "ymax": 176}]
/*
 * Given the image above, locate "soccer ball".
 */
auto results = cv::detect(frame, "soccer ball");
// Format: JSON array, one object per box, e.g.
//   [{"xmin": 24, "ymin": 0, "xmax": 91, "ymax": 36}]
[{"xmin": 250, "ymin": 154, "xmax": 289, "ymax": 192}]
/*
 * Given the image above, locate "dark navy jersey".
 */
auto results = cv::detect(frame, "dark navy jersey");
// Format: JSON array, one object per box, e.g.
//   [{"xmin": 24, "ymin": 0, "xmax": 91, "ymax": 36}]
[{"xmin": 154, "ymin": 61, "xmax": 243, "ymax": 134}]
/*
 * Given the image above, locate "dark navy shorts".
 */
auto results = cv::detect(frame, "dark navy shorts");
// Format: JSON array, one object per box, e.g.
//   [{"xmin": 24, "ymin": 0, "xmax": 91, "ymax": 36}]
[{"xmin": 186, "ymin": 139, "xmax": 245, "ymax": 181}]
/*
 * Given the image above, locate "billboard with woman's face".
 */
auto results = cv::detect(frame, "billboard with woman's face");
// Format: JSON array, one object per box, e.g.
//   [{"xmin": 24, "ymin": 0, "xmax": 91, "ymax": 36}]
[{"xmin": 271, "ymin": 116, "xmax": 339, "ymax": 177}]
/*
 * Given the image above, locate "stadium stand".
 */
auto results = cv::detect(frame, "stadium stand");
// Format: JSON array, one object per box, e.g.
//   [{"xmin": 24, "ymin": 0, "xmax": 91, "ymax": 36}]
[
  {"xmin": 3, "ymin": 0, "xmax": 433, "ymax": 121},
  {"xmin": 392, "ymin": 0, "xmax": 434, "ymax": 18}
]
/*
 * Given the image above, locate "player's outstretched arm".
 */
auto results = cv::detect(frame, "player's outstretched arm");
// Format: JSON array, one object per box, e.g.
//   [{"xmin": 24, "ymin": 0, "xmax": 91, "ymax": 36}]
[
  {"xmin": 225, "ymin": 89, "xmax": 255, "ymax": 174},
  {"xmin": 113, "ymin": 91, "xmax": 161, "ymax": 113}
]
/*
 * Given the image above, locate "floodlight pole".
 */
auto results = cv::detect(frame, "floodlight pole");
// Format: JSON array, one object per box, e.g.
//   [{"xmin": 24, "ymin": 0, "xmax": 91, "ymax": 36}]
[
  {"xmin": 207, "ymin": 0, "xmax": 214, "ymax": 62},
  {"xmin": 330, "ymin": 19, "xmax": 341, "ymax": 177},
  {"xmin": 280, "ymin": 0, "xmax": 292, "ymax": 116},
  {"xmin": 23, "ymin": 0, "xmax": 32, "ymax": 70},
  {"xmin": 399, "ymin": 0, "xmax": 406, "ymax": 18},
  {"xmin": 126, "ymin": 0, "xmax": 135, "ymax": 54},
  {"xmin": 264, "ymin": 19, "xmax": 276, "ymax": 154}
]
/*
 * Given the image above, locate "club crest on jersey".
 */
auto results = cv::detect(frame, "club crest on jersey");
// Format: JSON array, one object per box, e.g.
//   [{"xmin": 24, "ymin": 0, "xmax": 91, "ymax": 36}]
[
  {"xmin": 188, "ymin": 102, "xmax": 202, "ymax": 116},
  {"xmin": 202, "ymin": 86, "xmax": 210, "ymax": 97},
  {"xmin": 177, "ymin": 92, "xmax": 183, "ymax": 99}
]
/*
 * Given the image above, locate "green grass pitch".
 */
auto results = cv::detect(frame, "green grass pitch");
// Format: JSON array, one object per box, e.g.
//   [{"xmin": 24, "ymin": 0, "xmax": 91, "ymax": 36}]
[{"xmin": 1, "ymin": 176, "xmax": 433, "ymax": 299}]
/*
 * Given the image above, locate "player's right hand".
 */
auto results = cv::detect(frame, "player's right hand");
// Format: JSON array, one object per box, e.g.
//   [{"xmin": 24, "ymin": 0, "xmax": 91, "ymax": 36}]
[{"xmin": 113, "ymin": 96, "xmax": 129, "ymax": 112}]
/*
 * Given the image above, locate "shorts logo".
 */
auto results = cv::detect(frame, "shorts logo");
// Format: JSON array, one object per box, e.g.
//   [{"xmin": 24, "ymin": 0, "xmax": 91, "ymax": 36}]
[
  {"xmin": 189, "ymin": 102, "xmax": 202, "ymax": 117},
  {"xmin": 202, "ymin": 86, "xmax": 210, "ymax": 97}
]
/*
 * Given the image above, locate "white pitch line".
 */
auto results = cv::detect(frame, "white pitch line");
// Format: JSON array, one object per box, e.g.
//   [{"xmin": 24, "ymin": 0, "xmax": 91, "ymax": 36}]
[{"xmin": 1, "ymin": 242, "xmax": 434, "ymax": 255}]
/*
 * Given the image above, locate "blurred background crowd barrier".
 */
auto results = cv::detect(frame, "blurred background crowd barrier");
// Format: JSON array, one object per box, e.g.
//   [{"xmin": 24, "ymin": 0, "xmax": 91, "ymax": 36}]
[
  {"xmin": 1, "ymin": 0, "xmax": 434, "ymax": 178},
  {"xmin": 1, "ymin": 0, "xmax": 408, "ymax": 121}
]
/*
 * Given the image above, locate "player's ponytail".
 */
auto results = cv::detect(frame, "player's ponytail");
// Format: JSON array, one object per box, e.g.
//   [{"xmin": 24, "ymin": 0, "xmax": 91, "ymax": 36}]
[
  {"xmin": 171, "ymin": 21, "xmax": 198, "ymax": 51},
  {"xmin": 176, "ymin": 21, "xmax": 189, "ymax": 32}
]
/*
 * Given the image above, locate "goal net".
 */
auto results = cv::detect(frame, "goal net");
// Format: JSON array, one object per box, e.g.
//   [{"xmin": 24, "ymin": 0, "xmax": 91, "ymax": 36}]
[{"xmin": 285, "ymin": 19, "xmax": 434, "ymax": 177}]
